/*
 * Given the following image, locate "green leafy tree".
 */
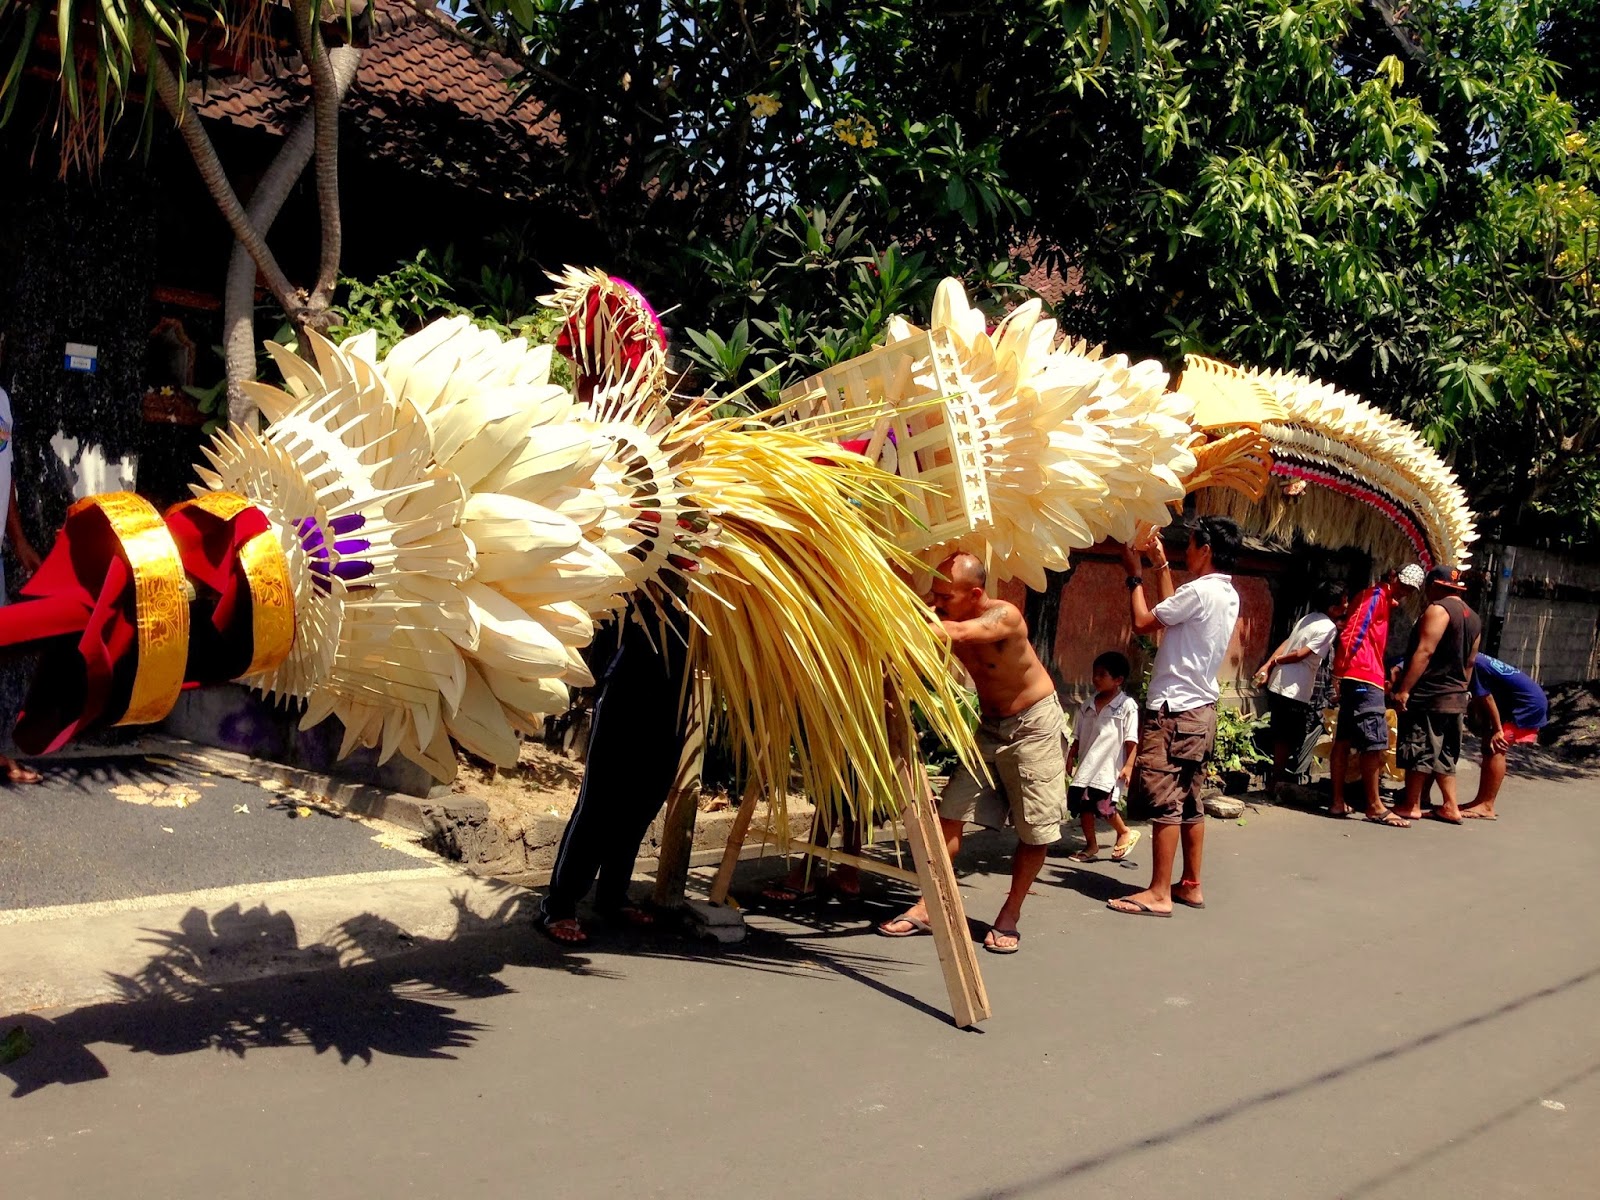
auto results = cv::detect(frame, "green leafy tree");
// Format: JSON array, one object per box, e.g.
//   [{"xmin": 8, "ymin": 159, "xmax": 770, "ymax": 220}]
[{"xmin": 1, "ymin": 1, "xmax": 364, "ymax": 423}]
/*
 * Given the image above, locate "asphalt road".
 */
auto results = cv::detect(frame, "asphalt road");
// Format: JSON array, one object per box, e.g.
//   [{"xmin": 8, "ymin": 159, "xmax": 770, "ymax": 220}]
[
  {"xmin": 0, "ymin": 749, "xmax": 421, "ymax": 910},
  {"xmin": 4, "ymin": 756, "xmax": 1597, "ymax": 1199}
]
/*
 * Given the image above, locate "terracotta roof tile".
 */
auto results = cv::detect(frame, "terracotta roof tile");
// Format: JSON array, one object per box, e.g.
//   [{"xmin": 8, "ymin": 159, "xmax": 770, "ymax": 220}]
[{"xmin": 190, "ymin": 0, "xmax": 559, "ymax": 198}]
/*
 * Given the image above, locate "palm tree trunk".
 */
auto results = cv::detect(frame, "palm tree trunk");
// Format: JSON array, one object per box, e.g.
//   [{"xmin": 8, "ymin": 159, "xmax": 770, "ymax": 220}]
[
  {"xmin": 224, "ymin": 47, "xmax": 362, "ymax": 427},
  {"xmin": 136, "ymin": 27, "xmax": 304, "ymax": 324},
  {"xmin": 292, "ymin": 0, "xmax": 345, "ymax": 322}
]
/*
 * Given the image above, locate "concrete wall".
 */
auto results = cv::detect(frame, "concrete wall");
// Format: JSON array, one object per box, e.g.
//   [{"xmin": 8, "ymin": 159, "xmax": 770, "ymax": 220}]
[
  {"xmin": 160, "ymin": 683, "xmax": 445, "ymax": 799},
  {"xmin": 1478, "ymin": 544, "xmax": 1600, "ymax": 684}
]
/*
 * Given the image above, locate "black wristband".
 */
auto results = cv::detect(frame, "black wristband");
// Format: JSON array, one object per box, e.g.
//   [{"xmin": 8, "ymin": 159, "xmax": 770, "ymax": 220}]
[{"xmin": 1125, "ymin": 575, "xmax": 1144, "ymax": 591}]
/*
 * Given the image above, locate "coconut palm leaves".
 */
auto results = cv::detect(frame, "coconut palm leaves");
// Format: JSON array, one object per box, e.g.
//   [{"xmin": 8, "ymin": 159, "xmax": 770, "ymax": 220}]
[
  {"xmin": 683, "ymin": 414, "xmax": 981, "ymax": 834},
  {"xmin": 1191, "ymin": 363, "xmax": 1478, "ymax": 571}
]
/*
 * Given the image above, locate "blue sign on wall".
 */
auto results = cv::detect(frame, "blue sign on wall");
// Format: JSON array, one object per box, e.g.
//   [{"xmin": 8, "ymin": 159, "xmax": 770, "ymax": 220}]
[{"xmin": 64, "ymin": 341, "xmax": 98, "ymax": 373}]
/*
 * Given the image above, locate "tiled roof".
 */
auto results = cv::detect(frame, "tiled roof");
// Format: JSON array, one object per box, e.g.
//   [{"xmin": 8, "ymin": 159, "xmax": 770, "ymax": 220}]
[
  {"xmin": 190, "ymin": 0, "xmax": 560, "ymax": 198},
  {"xmin": 1017, "ymin": 252, "xmax": 1080, "ymax": 308}
]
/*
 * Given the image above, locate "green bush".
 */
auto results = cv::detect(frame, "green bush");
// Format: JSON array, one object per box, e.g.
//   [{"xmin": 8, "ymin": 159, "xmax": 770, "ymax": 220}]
[{"xmin": 1207, "ymin": 701, "xmax": 1269, "ymax": 787}]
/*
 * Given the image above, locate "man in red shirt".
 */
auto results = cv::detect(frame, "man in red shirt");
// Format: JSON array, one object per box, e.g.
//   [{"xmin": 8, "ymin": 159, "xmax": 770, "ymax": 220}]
[{"xmin": 1328, "ymin": 563, "xmax": 1423, "ymax": 824}]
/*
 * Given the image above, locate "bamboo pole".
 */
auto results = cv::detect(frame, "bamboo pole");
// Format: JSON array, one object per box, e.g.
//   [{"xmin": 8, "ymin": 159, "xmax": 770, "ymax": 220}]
[
  {"xmin": 707, "ymin": 775, "xmax": 762, "ymax": 905},
  {"xmin": 652, "ymin": 676, "xmax": 712, "ymax": 907},
  {"xmin": 888, "ymin": 694, "xmax": 990, "ymax": 1028}
]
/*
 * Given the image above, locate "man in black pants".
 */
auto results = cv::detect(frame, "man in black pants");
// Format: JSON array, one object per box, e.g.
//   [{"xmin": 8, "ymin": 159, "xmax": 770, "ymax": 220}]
[{"xmin": 538, "ymin": 600, "xmax": 689, "ymax": 947}]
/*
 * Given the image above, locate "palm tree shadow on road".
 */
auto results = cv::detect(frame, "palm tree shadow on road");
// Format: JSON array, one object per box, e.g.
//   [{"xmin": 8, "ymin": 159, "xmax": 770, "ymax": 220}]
[{"xmin": 0, "ymin": 873, "xmax": 926, "ymax": 1098}]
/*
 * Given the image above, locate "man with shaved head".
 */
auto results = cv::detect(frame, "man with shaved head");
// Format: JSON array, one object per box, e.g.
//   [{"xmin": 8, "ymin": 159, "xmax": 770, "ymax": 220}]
[{"xmin": 878, "ymin": 551, "xmax": 1067, "ymax": 954}]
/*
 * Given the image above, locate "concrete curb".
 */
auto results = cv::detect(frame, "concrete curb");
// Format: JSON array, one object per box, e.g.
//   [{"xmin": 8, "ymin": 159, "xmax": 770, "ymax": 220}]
[{"xmin": 0, "ymin": 867, "xmax": 533, "ymax": 1015}]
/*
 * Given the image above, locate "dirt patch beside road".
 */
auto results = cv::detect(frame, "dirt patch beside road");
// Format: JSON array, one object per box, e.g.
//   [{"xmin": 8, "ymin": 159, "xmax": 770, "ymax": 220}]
[{"xmin": 1544, "ymin": 679, "xmax": 1600, "ymax": 760}]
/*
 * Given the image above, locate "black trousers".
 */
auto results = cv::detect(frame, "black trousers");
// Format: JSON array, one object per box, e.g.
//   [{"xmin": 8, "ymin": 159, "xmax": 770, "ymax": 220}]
[{"xmin": 543, "ymin": 609, "xmax": 689, "ymax": 920}]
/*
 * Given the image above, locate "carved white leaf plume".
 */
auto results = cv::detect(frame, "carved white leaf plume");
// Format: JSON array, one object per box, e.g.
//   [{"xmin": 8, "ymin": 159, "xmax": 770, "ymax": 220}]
[
  {"xmin": 197, "ymin": 319, "xmax": 622, "ymax": 780},
  {"xmin": 886, "ymin": 278, "xmax": 1198, "ymax": 589}
]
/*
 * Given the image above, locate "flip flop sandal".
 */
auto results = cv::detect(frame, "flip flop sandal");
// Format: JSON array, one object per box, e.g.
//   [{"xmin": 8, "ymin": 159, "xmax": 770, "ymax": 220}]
[
  {"xmin": 760, "ymin": 885, "xmax": 824, "ymax": 906},
  {"xmin": 1172, "ymin": 894, "xmax": 1206, "ymax": 909},
  {"xmin": 984, "ymin": 929, "xmax": 1022, "ymax": 954},
  {"xmin": 595, "ymin": 903, "xmax": 659, "ymax": 928},
  {"xmin": 1111, "ymin": 830, "xmax": 1142, "ymax": 861},
  {"xmin": 1067, "ymin": 850, "xmax": 1099, "ymax": 863},
  {"xmin": 1365, "ymin": 813, "xmax": 1410, "ymax": 827},
  {"xmin": 1106, "ymin": 898, "xmax": 1172, "ymax": 918},
  {"xmin": 877, "ymin": 914, "xmax": 932, "ymax": 938},
  {"xmin": 535, "ymin": 913, "xmax": 590, "ymax": 947},
  {"xmin": 1422, "ymin": 811, "xmax": 1464, "ymax": 825}
]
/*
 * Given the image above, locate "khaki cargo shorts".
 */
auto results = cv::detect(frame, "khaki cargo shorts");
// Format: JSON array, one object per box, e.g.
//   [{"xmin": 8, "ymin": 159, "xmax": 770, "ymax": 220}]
[{"xmin": 938, "ymin": 693, "xmax": 1068, "ymax": 845}]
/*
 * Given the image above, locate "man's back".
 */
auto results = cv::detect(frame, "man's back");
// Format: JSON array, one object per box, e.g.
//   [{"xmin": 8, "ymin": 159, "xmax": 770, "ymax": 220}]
[{"xmin": 1472, "ymin": 653, "xmax": 1548, "ymax": 729}]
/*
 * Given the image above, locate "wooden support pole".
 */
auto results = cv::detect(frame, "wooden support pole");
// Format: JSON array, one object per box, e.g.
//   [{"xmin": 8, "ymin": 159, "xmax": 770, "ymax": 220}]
[
  {"xmin": 652, "ymin": 675, "xmax": 710, "ymax": 908},
  {"xmin": 888, "ymin": 700, "xmax": 990, "ymax": 1028},
  {"xmin": 783, "ymin": 840, "xmax": 920, "ymax": 886},
  {"xmin": 707, "ymin": 775, "xmax": 762, "ymax": 906}
]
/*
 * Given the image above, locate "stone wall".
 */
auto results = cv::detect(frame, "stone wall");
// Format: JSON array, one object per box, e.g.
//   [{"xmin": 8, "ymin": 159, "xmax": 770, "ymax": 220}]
[{"xmin": 1477, "ymin": 543, "xmax": 1600, "ymax": 684}]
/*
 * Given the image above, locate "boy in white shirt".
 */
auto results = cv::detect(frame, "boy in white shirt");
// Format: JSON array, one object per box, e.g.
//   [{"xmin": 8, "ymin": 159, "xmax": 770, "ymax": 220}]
[{"xmin": 1065, "ymin": 651, "xmax": 1141, "ymax": 862}]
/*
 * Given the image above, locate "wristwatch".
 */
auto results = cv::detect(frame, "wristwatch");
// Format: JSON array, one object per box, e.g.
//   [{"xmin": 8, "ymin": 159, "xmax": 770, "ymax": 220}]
[{"xmin": 1125, "ymin": 575, "xmax": 1144, "ymax": 591}]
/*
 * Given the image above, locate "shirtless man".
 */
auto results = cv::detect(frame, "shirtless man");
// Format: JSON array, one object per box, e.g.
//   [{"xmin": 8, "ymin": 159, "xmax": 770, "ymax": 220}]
[{"xmin": 877, "ymin": 552, "xmax": 1067, "ymax": 954}]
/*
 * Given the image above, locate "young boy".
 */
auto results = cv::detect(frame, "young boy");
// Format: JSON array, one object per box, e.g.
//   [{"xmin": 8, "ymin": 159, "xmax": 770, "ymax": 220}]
[{"xmin": 1066, "ymin": 651, "xmax": 1142, "ymax": 862}]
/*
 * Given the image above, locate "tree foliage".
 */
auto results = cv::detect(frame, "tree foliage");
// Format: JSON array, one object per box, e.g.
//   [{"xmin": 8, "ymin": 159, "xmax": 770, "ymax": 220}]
[{"xmin": 451, "ymin": 0, "xmax": 1596, "ymax": 544}]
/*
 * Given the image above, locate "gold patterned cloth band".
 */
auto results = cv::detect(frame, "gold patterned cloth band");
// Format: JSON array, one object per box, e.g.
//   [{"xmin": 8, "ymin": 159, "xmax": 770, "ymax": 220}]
[
  {"xmin": 70, "ymin": 492, "xmax": 192, "ymax": 726},
  {"xmin": 167, "ymin": 492, "xmax": 296, "ymax": 676}
]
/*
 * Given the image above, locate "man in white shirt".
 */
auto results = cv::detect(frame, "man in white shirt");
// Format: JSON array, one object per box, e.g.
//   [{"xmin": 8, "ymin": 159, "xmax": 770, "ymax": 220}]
[
  {"xmin": 1253, "ymin": 581, "xmax": 1348, "ymax": 794},
  {"xmin": 1110, "ymin": 517, "xmax": 1242, "ymax": 917},
  {"xmin": 0, "ymin": 359, "xmax": 45, "ymax": 784}
]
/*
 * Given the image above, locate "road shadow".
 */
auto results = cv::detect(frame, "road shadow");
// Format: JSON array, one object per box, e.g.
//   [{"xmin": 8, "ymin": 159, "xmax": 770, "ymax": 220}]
[
  {"xmin": 0, "ymin": 893, "xmax": 530, "ymax": 1099},
  {"xmin": 20, "ymin": 752, "xmax": 187, "ymax": 795},
  {"xmin": 1, "ymin": 869, "xmax": 939, "ymax": 1097}
]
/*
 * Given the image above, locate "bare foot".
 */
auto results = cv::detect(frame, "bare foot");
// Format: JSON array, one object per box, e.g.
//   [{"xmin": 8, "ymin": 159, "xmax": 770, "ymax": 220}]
[
  {"xmin": 761, "ymin": 872, "xmax": 820, "ymax": 904},
  {"xmin": 877, "ymin": 903, "xmax": 931, "ymax": 937},
  {"xmin": 984, "ymin": 926, "xmax": 1021, "ymax": 953},
  {"xmin": 1328, "ymin": 803, "xmax": 1351, "ymax": 817},
  {"xmin": 1390, "ymin": 807, "xmax": 1423, "ymax": 821},
  {"xmin": 537, "ymin": 915, "xmax": 589, "ymax": 946}
]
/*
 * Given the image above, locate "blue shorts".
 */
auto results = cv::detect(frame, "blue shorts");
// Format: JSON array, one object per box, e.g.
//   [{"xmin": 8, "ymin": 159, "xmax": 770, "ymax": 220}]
[{"xmin": 1334, "ymin": 679, "xmax": 1389, "ymax": 754}]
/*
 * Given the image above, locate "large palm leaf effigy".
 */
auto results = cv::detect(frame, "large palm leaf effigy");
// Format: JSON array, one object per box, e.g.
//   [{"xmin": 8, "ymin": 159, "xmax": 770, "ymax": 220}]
[
  {"xmin": 0, "ymin": 269, "xmax": 983, "ymax": 838},
  {"xmin": 1182, "ymin": 360, "xmax": 1477, "ymax": 570},
  {"xmin": 0, "ymin": 268, "xmax": 1474, "ymax": 833}
]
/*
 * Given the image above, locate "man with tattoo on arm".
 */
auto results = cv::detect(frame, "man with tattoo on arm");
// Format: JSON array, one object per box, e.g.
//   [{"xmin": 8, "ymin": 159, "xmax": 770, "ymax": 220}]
[{"xmin": 877, "ymin": 552, "xmax": 1068, "ymax": 954}]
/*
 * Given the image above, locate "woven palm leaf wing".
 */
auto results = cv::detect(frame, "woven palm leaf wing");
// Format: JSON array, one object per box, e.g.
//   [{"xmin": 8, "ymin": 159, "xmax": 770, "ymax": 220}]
[
  {"xmin": 199, "ymin": 320, "xmax": 621, "ymax": 780},
  {"xmin": 1189, "ymin": 363, "xmax": 1478, "ymax": 570},
  {"xmin": 877, "ymin": 279, "xmax": 1198, "ymax": 588}
]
